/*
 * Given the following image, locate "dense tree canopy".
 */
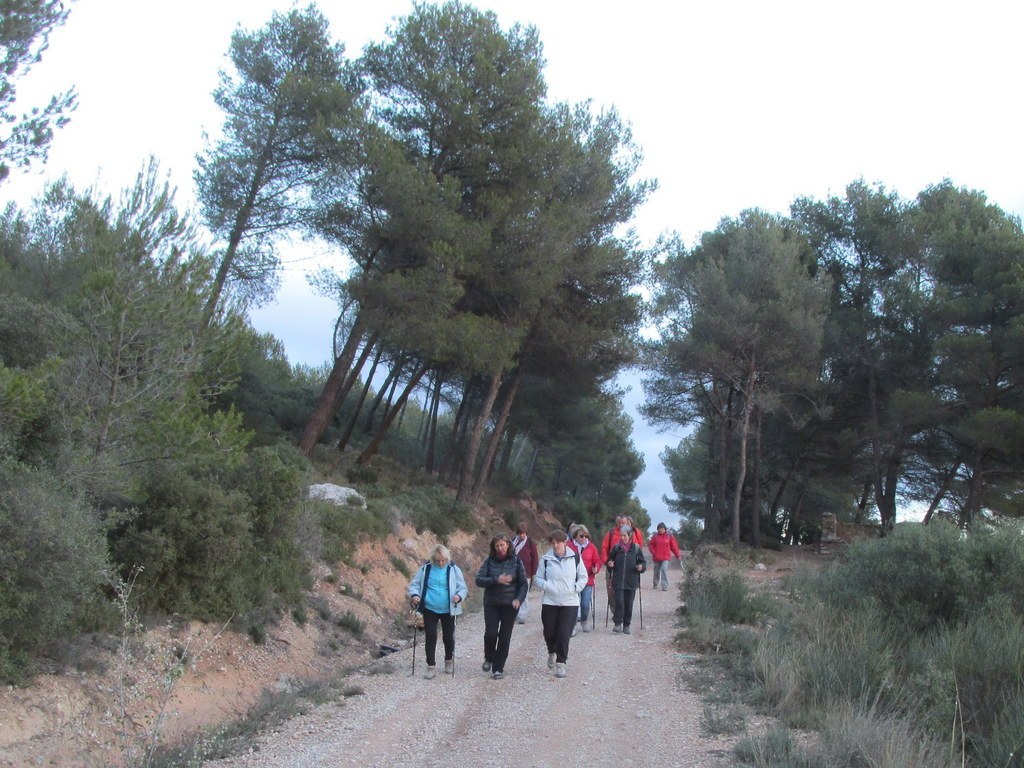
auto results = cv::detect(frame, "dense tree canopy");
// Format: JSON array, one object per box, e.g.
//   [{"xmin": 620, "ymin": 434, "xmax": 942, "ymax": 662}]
[
  {"xmin": 646, "ymin": 181, "xmax": 1024, "ymax": 542},
  {"xmin": 195, "ymin": 4, "xmax": 361, "ymax": 323}
]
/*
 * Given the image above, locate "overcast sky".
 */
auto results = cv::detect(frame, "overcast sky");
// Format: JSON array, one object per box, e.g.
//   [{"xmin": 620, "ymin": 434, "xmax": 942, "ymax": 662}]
[{"xmin": 3, "ymin": 0, "xmax": 1022, "ymax": 525}]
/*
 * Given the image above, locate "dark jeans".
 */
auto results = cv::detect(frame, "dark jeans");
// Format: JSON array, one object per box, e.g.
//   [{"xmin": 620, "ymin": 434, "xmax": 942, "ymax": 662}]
[
  {"xmin": 421, "ymin": 609, "xmax": 455, "ymax": 667},
  {"xmin": 483, "ymin": 603, "xmax": 518, "ymax": 673},
  {"xmin": 541, "ymin": 604, "xmax": 578, "ymax": 663},
  {"xmin": 613, "ymin": 588, "xmax": 637, "ymax": 627}
]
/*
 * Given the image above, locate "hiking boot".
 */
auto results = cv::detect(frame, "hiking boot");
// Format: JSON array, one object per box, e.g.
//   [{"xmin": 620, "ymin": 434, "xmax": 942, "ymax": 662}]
[
  {"xmin": 492, "ymin": 671, "xmax": 503, "ymax": 680},
  {"xmin": 481, "ymin": 660, "xmax": 491, "ymax": 672},
  {"xmin": 444, "ymin": 659, "xmax": 454, "ymax": 675},
  {"xmin": 613, "ymin": 624, "xmax": 622, "ymax": 633},
  {"xmin": 516, "ymin": 618, "xmax": 525, "ymax": 625},
  {"xmin": 661, "ymin": 585, "xmax": 668, "ymax": 591},
  {"xmin": 571, "ymin": 626, "xmax": 577, "ymax": 637},
  {"xmin": 581, "ymin": 623, "xmax": 591, "ymax": 633},
  {"xmin": 554, "ymin": 662, "xmax": 566, "ymax": 678},
  {"xmin": 547, "ymin": 652, "xmax": 556, "ymax": 670},
  {"xmin": 423, "ymin": 666, "xmax": 436, "ymax": 679},
  {"xmin": 623, "ymin": 625, "xmax": 631, "ymax": 635}
]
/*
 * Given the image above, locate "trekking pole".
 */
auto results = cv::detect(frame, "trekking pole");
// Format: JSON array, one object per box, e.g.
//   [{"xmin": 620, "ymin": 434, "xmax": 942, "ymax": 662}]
[
  {"xmin": 638, "ymin": 581, "xmax": 643, "ymax": 631},
  {"xmin": 452, "ymin": 614, "xmax": 457, "ymax": 679},
  {"xmin": 411, "ymin": 620, "xmax": 417, "ymax": 676}
]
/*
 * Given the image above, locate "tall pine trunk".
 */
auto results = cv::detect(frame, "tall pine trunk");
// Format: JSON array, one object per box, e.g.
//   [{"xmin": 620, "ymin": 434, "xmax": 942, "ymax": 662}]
[
  {"xmin": 424, "ymin": 373, "xmax": 443, "ymax": 474},
  {"xmin": 356, "ymin": 362, "xmax": 428, "ymax": 465},
  {"xmin": 751, "ymin": 404, "xmax": 762, "ymax": 549},
  {"xmin": 456, "ymin": 370, "xmax": 503, "ymax": 503},
  {"xmin": 730, "ymin": 367, "xmax": 756, "ymax": 547},
  {"xmin": 337, "ymin": 340, "xmax": 382, "ymax": 451},
  {"xmin": 470, "ymin": 368, "xmax": 521, "ymax": 503},
  {"xmin": 299, "ymin": 313, "xmax": 367, "ymax": 456}
]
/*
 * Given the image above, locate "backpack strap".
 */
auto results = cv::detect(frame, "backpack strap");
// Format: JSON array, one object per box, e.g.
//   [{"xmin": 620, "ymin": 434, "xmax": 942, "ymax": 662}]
[{"xmin": 417, "ymin": 562, "xmax": 432, "ymax": 610}]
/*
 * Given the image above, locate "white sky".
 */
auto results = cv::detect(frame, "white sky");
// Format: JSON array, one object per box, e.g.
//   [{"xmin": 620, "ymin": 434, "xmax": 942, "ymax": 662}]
[{"xmin": 3, "ymin": 0, "xmax": 1022, "ymax": 525}]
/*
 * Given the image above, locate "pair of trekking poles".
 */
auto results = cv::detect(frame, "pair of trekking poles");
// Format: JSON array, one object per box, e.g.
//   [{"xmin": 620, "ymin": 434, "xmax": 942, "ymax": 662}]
[
  {"xmin": 409, "ymin": 609, "xmax": 457, "ymax": 678},
  {"xmin": 604, "ymin": 574, "xmax": 643, "ymax": 631}
]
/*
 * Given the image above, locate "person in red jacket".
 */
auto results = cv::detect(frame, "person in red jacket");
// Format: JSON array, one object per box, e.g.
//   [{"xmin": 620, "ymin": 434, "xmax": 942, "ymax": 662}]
[
  {"xmin": 512, "ymin": 522, "xmax": 539, "ymax": 624},
  {"xmin": 568, "ymin": 525, "xmax": 602, "ymax": 632},
  {"xmin": 648, "ymin": 522, "xmax": 682, "ymax": 590}
]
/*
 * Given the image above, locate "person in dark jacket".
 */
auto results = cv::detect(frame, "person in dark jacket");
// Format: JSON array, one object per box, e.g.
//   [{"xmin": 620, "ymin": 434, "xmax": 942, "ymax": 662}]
[
  {"xmin": 475, "ymin": 532, "xmax": 528, "ymax": 679},
  {"xmin": 607, "ymin": 524, "xmax": 646, "ymax": 634}
]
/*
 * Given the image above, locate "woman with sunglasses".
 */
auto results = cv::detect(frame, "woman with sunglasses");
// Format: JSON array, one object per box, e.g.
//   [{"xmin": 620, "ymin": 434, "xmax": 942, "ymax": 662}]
[{"xmin": 568, "ymin": 525, "xmax": 602, "ymax": 632}]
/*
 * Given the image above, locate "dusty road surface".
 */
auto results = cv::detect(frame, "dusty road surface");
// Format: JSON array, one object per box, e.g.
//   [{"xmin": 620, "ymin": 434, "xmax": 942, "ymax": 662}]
[{"xmin": 207, "ymin": 577, "xmax": 734, "ymax": 768}]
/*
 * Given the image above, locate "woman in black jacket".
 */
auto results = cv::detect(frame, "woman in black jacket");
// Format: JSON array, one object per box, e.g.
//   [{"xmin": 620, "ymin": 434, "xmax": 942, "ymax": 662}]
[
  {"xmin": 607, "ymin": 524, "xmax": 646, "ymax": 635},
  {"xmin": 475, "ymin": 532, "xmax": 528, "ymax": 679}
]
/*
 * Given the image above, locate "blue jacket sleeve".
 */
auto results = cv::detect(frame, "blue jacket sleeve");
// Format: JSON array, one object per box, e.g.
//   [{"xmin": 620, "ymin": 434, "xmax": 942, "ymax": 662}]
[{"xmin": 453, "ymin": 565, "xmax": 469, "ymax": 610}]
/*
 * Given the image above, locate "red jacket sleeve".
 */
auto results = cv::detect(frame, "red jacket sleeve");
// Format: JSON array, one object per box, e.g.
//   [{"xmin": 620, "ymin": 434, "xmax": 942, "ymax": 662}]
[{"xmin": 527, "ymin": 539, "xmax": 539, "ymax": 577}]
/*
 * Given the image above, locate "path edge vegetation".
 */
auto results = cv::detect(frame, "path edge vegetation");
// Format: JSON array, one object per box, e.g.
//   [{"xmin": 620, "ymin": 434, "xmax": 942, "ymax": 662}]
[{"xmin": 677, "ymin": 523, "xmax": 1024, "ymax": 768}]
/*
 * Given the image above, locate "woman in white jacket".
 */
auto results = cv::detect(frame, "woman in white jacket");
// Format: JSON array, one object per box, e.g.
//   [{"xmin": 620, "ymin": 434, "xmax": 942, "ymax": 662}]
[{"xmin": 534, "ymin": 530, "xmax": 587, "ymax": 678}]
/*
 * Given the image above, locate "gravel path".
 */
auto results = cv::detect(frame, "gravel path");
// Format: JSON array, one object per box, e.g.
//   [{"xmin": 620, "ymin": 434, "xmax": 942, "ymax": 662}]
[{"xmin": 206, "ymin": 578, "xmax": 734, "ymax": 768}]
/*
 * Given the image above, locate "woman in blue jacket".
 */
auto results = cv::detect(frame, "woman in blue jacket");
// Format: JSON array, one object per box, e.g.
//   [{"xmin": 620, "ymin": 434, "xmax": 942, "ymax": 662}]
[{"xmin": 408, "ymin": 544, "xmax": 469, "ymax": 679}]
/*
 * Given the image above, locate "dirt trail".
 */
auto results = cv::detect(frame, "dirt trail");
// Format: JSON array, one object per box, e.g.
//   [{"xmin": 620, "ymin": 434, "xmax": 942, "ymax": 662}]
[{"xmin": 207, "ymin": 575, "xmax": 734, "ymax": 768}]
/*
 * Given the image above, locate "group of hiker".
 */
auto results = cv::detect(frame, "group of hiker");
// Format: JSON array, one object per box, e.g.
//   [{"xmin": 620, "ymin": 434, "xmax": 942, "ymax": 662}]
[{"xmin": 405, "ymin": 516, "xmax": 683, "ymax": 680}]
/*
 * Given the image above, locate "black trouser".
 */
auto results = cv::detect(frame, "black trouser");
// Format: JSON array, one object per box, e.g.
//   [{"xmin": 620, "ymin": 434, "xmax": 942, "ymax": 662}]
[
  {"xmin": 483, "ymin": 604, "xmax": 517, "ymax": 673},
  {"xmin": 541, "ymin": 604, "xmax": 578, "ymax": 663},
  {"xmin": 421, "ymin": 609, "xmax": 455, "ymax": 667},
  {"xmin": 613, "ymin": 588, "xmax": 637, "ymax": 627}
]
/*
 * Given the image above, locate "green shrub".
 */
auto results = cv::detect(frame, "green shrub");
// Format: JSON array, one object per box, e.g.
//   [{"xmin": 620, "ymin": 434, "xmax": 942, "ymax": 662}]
[
  {"xmin": 822, "ymin": 522, "xmax": 973, "ymax": 633},
  {"xmin": 368, "ymin": 484, "xmax": 473, "ymax": 538},
  {"xmin": 346, "ymin": 465, "xmax": 379, "ymax": 485},
  {"xmin": 315, "ymin": 498, "xmax": 391, "ymax": 565},
  {"xmin": 336, "ymin": 611, "xmax": 364, "ymax": 637},
  {"xmin": 111, "ymin": 471, "xmax": 256, "ymax": 618},
  {"xmin": 682, "ymin": 615, "xmax": 760, "ymax": 656},
  {"xmin": 753, "ymin": 602, "xmax": 901, "ymax": 727},
  {"xmin": 907, "ymin": 606, "xmax": 1024, "ymax": 762},
  {"xmin": 734, "ymin": 725, "xmax": 801, "ymax": 767},
  {"xmin": 389, "ymin": 555, "xmax": 411, "ymax": 579},
  {"xmin": 968, "ymin": 688, "xmax": 1024, "ymax": 768},
  {"xmin": 0, "ymin": 462, "xmax": 109, "ymax": 682},
  {"xmin": 808, "ymin": 704, "xmax": 956, "ymax": 768},
  {"xmin": 685, "ymin": 568, "xmax": 769, "ymax": 625},
  {"xmin": 110, "ymin": 445, "xmax": 312, "ymax": 620},
  {"xmin": 233, "ymin": 445, "xmax": 309, "ymax": 606},
  {"xmin": 248, "ymin": 623, "xmax": 267, "ymax": 645},
  {"xmin": 964, "ymin": 522, "xmax": 1024, "ymax": 617},
  {"xmin": 702, "ymin": 700, "xmax": 748, "ymax": 735}
]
